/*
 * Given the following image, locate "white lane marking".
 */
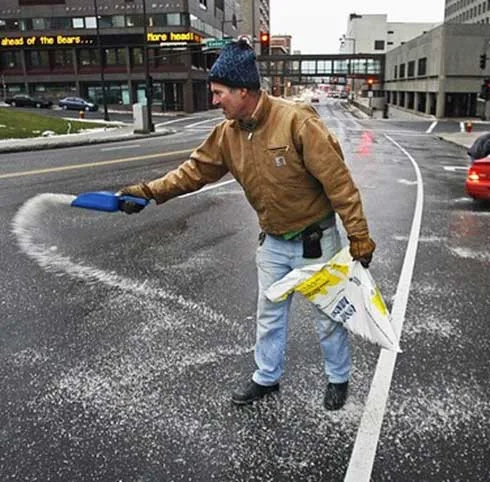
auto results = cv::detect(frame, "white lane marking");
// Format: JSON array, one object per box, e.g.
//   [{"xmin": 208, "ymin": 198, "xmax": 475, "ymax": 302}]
[
  {"xmin": 344, "ymin": 135, "xmax": 424, "ymax": 482},
  {"xmin": 155, "ymin": 117, "xmax": 193, "ymax": 126},
  {"xmin": 185, "ymin": 117, "xmax": 222, "ymax": 129},
  {"xmin": 426, "ymin": 121, "xmax": 438, "ymax": 133},
  {"xmin": 443, "ymin": 165, "xmax": 468, "ymax": 172},
  {"xmin": 101, "ymin": 144, "xmax": 141, "ymax": 152}
]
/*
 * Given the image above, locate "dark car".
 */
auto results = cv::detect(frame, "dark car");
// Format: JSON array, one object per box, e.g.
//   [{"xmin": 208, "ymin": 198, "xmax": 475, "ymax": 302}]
[
  {"xmin": 58, "ymin": 97, "xmax": 98, "ymax": 112},
  {"xmin": 5, "ymin": 94, "xmax": 53, "ymax": 109}
]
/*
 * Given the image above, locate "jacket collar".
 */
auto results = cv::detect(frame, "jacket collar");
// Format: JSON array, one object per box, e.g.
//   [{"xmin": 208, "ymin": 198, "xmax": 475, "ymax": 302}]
[{"xmin": 237, "ymin": 90, "xmax": 270, "ymax": 132}]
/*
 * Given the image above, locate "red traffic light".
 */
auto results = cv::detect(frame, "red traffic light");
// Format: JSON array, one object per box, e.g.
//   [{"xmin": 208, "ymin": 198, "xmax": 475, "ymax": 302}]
[
  {"xmin": 260, "ymin": 32, "xmax": 270, "ymax": 43},
  {"xmin": 260, "ymin": 32, "xmax": 270, "ymax": 55},
  {"xmin": 367, "ymin": 78, "xmax": 374, "ymax": 85}
]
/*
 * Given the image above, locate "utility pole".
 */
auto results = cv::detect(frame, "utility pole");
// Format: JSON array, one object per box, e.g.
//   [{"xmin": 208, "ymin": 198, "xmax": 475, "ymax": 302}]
[
  {"xmin": 142, "ymin": 0, "xmax": 154, "ymax": 132},
  {"xmin": 93, "ymin": 0, "xmax": 109, "ymax": 121}
]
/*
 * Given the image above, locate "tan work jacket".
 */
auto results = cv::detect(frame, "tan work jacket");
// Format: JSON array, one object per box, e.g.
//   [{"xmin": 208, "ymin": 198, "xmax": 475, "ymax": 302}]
[{"xmin": 146, "ymin": 91, "xmax": 369, "ymax": 237}]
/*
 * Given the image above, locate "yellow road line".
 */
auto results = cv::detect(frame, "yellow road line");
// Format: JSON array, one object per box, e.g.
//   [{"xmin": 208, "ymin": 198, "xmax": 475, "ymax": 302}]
[{"xmin": 0, "ymin": 148, "xmax": 193, "ymax": 180}]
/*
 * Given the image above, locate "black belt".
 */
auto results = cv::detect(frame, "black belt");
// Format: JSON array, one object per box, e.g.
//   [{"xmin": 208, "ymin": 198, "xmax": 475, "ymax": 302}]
[{"xmin": 289, "ymin": 213, "xmax": 336, "ymax": 241}]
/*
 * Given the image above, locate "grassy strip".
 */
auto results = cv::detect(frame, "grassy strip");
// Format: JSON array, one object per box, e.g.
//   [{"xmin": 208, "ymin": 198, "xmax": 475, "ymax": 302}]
[{"xmin": 0, "ymin": 107, "xmax": 117, "ymax": 140}]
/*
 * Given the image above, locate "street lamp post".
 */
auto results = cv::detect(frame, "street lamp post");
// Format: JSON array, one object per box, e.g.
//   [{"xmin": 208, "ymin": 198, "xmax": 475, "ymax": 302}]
[
  {"xmin": 93, "ymin": 0, "xmax": 109, "ymax": 121},
  {"xmin": 142, "ymin": 0, "xmax": 154, "ymax": 132}
]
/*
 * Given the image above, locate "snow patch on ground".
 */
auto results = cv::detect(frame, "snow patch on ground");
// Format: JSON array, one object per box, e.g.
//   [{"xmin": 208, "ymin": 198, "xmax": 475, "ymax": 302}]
[
  {"xmin": 448, "ymin": 246, "xmax": 490, "ymax": 262},
  {"xmin": 393, "ymin": 234, "xmax": 446, "ymax": 243},
  {"xmin": 9, "ymin": 347, "xmax": 49, "ymax": 366},
  {"xmin": 403, "ymin": 312, "xmax": 460, "ymax": 339},
  {"xmin": 384, "ymin": 376, "xmax": 489, "ymax": 446}
]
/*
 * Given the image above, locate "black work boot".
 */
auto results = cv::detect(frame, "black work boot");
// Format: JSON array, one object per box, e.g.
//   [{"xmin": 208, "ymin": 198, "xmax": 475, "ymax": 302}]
[
  {"xmin": 324, "ymin": 381, "xmax": 349, "ymax": 411},
  {"xmin": 231, "ymin": 380, "xmax": 279, "ymax": 405}
]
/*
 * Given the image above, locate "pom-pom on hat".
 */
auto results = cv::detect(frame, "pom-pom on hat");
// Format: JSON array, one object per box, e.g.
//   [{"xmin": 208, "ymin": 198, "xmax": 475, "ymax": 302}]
[{"xmin": 208, "ymin": 39, "xmax": 261, "ymax": 90}]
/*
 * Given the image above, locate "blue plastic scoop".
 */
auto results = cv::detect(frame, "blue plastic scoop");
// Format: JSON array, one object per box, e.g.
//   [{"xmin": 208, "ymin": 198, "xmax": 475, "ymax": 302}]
[{"xmin": 71, "ymin": 191, "xmax": 149, "ymax": 212}]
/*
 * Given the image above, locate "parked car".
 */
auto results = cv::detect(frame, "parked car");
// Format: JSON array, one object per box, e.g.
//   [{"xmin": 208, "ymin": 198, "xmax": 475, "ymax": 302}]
[
  {"xmin": 5, "ymin": 94, "xmax": 53, "ymax": 109},
  {"xmin": 58, "ymin": 97, "xmax": 98, "ymax": 112},
  {"xmin": 465, "ymin": 156, "xmax": 490, "ymax": 200}
]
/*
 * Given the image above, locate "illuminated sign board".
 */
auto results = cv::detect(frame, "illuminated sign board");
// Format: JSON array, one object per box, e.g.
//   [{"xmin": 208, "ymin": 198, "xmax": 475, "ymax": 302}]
[
  {"xmin": 0, "ymin": 31, "xmax": 203, "ymax": 48},
  {"xmin": 147, "ymin": 32, "xmax": 203, "ymax": 45},
  {"xmin": 0, "ymin": 35, "xmax": 94, "ymax": 47}
]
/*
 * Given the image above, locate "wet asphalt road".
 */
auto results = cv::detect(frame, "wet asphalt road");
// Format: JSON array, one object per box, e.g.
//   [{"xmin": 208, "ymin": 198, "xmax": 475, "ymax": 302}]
[{"xmin": 0, "ymin": 100, "xmax": 489, "ymax": 481}]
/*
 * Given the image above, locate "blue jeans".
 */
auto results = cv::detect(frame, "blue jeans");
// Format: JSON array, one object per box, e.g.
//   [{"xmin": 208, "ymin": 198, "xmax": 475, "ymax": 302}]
[{"xmin": 253, "ymin": 225, "xmax": 351, "ymax": 386}]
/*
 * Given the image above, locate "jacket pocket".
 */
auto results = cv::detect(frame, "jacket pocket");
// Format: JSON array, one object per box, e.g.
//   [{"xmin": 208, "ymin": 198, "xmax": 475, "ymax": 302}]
[{"xmin": 266, "ymin": 145, "xmax": 304, "ymax": 185}]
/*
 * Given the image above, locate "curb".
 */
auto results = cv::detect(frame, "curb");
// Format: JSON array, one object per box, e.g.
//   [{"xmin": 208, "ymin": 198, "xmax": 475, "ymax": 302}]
[
  {"xmin": 342, "ymin": 102, "xmax": 370, "ymax": 119},
  {"xmin": 0, "ymin": 128, "xmax": 175, "ymax": 154},
  {"xmin": 436, "ymin": 135, "xmax": 472, "ymax": 151}
]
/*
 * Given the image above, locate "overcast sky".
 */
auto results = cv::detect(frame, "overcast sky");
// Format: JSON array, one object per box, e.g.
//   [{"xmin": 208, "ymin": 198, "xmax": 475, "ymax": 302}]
[{"xmin": 269, "ymin": 0, "xmax": 446, "ymax": 54}]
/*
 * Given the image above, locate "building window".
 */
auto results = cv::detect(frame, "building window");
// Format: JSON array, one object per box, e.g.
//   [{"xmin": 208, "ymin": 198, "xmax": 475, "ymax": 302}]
[
  {"xmin": 394, "ymin": 65, "xmax": 398, "ymax": 79},
  {"xmin": 105, "ymin": 48, "xmax": 127, "ymax": 66},
  {"xmin": 374, "ymin": 40, "xmax": 385, "ymax": 50},
  {"xmin": 131, "ymin": 48, "xmax": 144, "ymax": 66},
  {"xmin": 0, "ymin": 50, "xmax": 22, "ymax": 69},
  {"xmin": 399, "ymin": 63, "xmax": 405, "ymax": 78},
  {"xmin": 407, "ymin": 60, "xmax": 415, "ymax": 77},
  {"xmin": 387, "ymin": 30, "xmax": 394, "ymax": 34},
  {"xmin": 72, "ymin": 17, "xmax": 84, "ymax": 29},
  {"xmin": 167, "ymin": 13, "xmax": 182, "ymax": 26},
  {"xmin": 54, "ymin": 49, "xmax": 73, "ymax": 67},
  {"xmin": 50, "ymin": 17, "xmax": 72, "ymax": 29},
  {"xmin": 199, "ymin": 0, "xmax": 208, "ymax": 9},
  {"xmin": 26, "ymin": 50, "xmax": 50, "ymax": 68},
  {"xmin": 99, "ymin": 15, "xmax": 125, "ymax": 28},
  {"xmin": 85, "ymin": 17, "xmax": 97, "ymax": 29},
  {"xmin": 32, "ymin": 18, "xmax": 49, "ymax": 30},
  {"xmin": 126, "ymin": 15, "xmax": 145, "ymax": 27},
  {"xmin": 0, "ymin": 18, "xmax": 21, "ymax": 31},
  {"xmin": 149, "ymin": 14, "xmax": 166, "ymax": 27},
  {"xmin": 79, "ymin": 49, "xmax": 99, "ymax": 66},
  {"xmin": 418, "ymin": 57, "xmax": 427, "ymax": 76}
]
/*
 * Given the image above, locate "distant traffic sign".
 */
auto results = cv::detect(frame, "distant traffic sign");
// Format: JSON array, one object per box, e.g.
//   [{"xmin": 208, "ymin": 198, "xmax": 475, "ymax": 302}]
[{"xmin": 203, "ymin": 38, "xmax": 232, "ymax": 50}]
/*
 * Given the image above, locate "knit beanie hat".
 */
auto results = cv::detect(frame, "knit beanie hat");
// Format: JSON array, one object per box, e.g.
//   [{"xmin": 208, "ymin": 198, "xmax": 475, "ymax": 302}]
[{"xmin": 208, "ymin": 39, "xmax": 261, "ymax": 90}]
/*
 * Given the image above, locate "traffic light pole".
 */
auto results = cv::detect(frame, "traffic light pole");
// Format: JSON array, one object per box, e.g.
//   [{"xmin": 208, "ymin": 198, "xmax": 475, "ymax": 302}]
[
  {"xmin": 94, "ymin": 0, "xmax": 109, "ymax": 121},
  {"xmin": 142, "ymin": 0, "xmax": 154, "ymax": 132}
]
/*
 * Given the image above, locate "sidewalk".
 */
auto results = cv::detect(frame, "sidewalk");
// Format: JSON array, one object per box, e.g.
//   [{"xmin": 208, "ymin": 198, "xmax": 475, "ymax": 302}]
[
  {"xmin": 435, "ymin": 131, "xmax": 485, "ymax": 150},
  {"xmin": 0, "ymin": 122, "xmax": 174, "ymax": 154},
  {"xmin": 346, "ymin": 100, "xmax": 488, "ymax": 151}
]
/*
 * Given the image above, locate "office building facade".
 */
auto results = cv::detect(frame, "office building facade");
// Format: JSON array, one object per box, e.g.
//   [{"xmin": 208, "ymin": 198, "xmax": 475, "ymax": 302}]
[
  {"xmin": 339, "ymin": 13, "xmax": 438, "ymax": 54},
  {"xmin": 445, "ymin": 0, "xmax": 490, "ymax": 24},
  {"xmin": 384, "ymin": 23, "xmax": 490, "ymax": 117},
  {"xmin": 0, "ymin": 0, "xmax": 245, "ymax": 112}
]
